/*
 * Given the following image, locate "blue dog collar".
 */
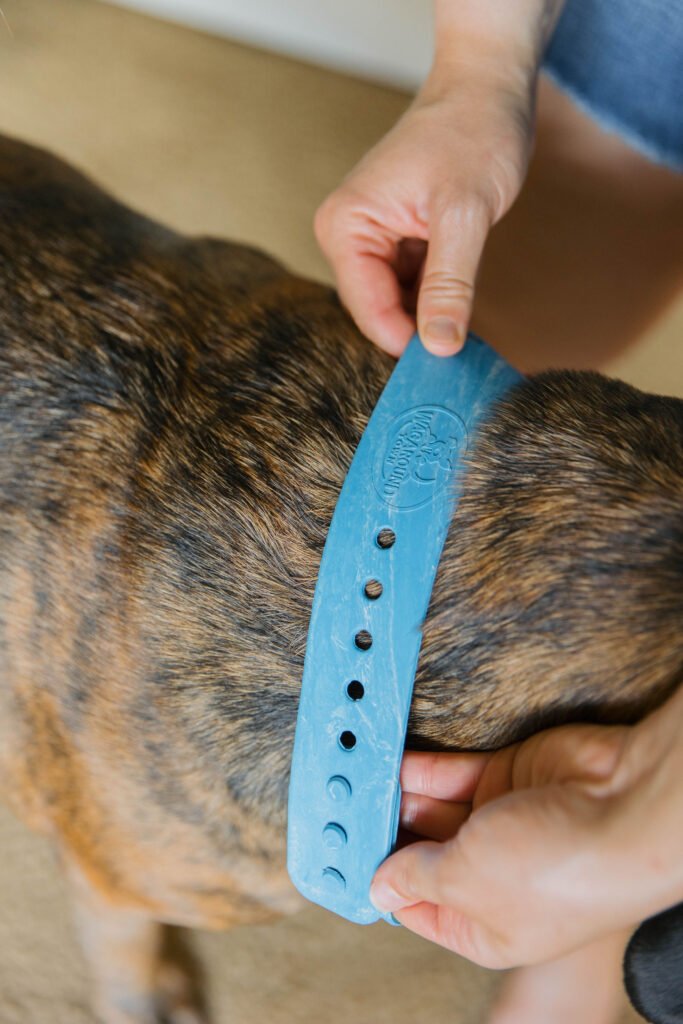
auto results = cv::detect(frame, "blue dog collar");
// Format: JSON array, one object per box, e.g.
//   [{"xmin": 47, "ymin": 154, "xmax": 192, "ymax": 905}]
[{"xmin": 287, "ymin": 334, "xmax": 522, "ymax": 924}]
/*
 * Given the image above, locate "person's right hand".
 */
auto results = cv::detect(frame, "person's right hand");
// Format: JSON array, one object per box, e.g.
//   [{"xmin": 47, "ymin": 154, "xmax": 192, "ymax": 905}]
[
  {"xmin": 314, "ymin": 2, "xmax": 560, "ymax": 357},
  {"xmin": 370, "ymin": 684, "xmax": 683, "ymax": 968}
]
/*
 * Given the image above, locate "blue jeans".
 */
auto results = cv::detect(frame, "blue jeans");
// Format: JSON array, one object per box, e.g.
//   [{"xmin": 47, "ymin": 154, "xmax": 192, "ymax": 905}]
[{"xmin": 542, "ymin": 0, "xmax": 683, "ymax": 171}]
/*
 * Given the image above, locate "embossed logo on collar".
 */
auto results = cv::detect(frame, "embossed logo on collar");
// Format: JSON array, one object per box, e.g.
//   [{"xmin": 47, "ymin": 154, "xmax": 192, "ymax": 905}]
[{"xmin": 373, "ymin": 404, "xmax": 467, "ymax": 510}]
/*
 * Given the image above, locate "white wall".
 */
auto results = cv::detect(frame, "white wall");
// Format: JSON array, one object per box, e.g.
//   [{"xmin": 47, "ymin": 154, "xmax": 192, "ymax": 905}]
[{"xmin": 103, "ymin": 0, "xmax": 433, "ymax": 89}]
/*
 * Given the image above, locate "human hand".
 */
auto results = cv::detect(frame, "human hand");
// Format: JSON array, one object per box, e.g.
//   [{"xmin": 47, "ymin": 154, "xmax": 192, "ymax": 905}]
[
  {"xmin": 370, "ymin": 685, "xmax": 683, "ymax": 968},
  {"xmin": 315, "ymin": 2, "xmax": 563, "ymax": 357}
]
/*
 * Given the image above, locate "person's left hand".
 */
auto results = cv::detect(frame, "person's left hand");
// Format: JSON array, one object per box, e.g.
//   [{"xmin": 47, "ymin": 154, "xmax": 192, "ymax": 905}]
[{"xmin": 370, "ymin": 687, "xmax": 683, "ymax": 968}]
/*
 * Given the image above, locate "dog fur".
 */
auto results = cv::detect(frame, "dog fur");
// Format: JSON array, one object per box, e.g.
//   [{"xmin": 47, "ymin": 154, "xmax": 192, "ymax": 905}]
[{"xmin": 0, "ymin": 135, "xmax": 682, "ymax": 1022}]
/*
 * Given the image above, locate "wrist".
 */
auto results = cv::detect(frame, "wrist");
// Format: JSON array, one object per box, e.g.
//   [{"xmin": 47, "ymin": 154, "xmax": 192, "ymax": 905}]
[
  {"xmin": 429, "ymin": 0, "xmax": 564, "ymax": 97},
  {"xmin": 604, "ymin": 686, "xmax": 683, "ymax": 921}
]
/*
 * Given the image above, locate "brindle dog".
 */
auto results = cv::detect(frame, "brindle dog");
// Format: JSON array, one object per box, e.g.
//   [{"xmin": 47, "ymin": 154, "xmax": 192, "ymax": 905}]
[{"xmin": 0, "ymin": 135, "xmax": 681, "ymax": 1024}]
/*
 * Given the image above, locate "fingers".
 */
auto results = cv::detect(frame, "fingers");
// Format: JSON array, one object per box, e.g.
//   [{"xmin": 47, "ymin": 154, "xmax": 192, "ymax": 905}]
[
  {"xmin": 370, "ymin": 837, "xmax": 488, "ymax": 949},
  {"xmin": 316, "ymin": 185, "xmax": 493, "ymax": 358},
  {"xmin": 313, "ymin": 76, "xmax": 532, "ymax": 359},
  {"xmin": 503, "ymin": 724, "xmax": 628, "ymax": 795},
  {"xmin": 373, "ymin": 729, "xmax": 635, "ymax": 968},
  {"xmin": 393, "ymin": 903, "xmax": 467, "ymax": 955},
  {"xmin": 392, "ymin": 903, "xmax": 510, "ymax": 969},
  {"xmin": 400, "ymin": 750, "xmax": 493, "ymax": 802},
  {"xmin": 315, "ymin": 199, "xmax": 417, "ymax": 357},
  {"xmin": 400, "ymin": 792, "xmax": 471, "ymax": 841},
  {"xmin": 399, "ymin": 731, "xmax": 623, "ymax": 820},
  {"xmin": 370, "ymin": 839, "xmax": 448, "ymax": 914},
  {"xmin": 333, "ymin": 249, "xmax": 416, "ymax": 357},
  {"xmin": 417, "ymin": 196, "xmax": 491, "ymax": 355}
]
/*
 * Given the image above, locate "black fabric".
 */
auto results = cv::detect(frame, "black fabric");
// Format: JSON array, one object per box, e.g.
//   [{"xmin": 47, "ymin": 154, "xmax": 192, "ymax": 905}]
[{"xmin": 624, "ymin": 902, "xmax": 683, "ymax": 1023}]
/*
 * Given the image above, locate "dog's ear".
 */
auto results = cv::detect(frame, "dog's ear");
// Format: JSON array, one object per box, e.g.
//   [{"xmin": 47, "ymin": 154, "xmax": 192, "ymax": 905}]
[{"xmin": 412, "ymin": 370, "xmax": 683, "ymax": 749}]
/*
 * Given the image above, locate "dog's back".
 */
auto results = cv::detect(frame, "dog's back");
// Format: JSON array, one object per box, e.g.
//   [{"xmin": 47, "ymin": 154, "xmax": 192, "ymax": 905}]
[
  {"xmin": 0, "ymin": 134, "xmax": 396, "ymax": 928},
  {"xmin": 1, "ymin": 135, "xmax": 682, "ymax": 937}
]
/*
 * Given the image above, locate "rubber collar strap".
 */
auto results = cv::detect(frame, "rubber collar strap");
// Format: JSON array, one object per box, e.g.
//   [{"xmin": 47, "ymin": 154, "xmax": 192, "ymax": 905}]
[{"xmin": 287, "ymin": 334, "xmax": 522, "ymax": 925}]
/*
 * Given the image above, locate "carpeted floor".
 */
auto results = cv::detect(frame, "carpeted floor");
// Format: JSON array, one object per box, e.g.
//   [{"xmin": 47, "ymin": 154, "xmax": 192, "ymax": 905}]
[{"xmin": 0, "ymin": 1, "xmax": 680, "ymax": 1021}]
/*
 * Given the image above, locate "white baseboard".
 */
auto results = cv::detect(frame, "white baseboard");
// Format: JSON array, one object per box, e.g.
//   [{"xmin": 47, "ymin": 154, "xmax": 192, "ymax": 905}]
[{"xmin": 102, "ymin": 0, "xmax": 432, "ymax": 89}]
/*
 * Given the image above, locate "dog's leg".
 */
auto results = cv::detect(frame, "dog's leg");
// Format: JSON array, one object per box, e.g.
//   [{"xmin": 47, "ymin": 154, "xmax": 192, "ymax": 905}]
[{"xmin": 66, "ymin": 861, "xmax": 206, "ymax": 1024}]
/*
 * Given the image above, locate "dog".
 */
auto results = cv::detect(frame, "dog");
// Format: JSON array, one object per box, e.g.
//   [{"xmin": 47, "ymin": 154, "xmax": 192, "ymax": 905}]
[{"xmin": 0, "ymin": 134, "xmax": 681, "ymax": 1024}]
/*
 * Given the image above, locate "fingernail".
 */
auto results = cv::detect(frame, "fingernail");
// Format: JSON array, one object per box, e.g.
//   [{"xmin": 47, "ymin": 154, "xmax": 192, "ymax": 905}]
[
  {"xmin": 369, "ymin": 880, "xmax": 403, "ymax": 913},
  {"xmin": 423, "ymin": 317, "xmax": 461, "ymax": 353}
]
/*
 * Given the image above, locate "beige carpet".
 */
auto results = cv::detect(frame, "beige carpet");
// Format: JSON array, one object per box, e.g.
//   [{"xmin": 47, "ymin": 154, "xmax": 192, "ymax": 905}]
[{"xmin": 0, "ymin": 1, "xmax": 680, "ymax": 1021}]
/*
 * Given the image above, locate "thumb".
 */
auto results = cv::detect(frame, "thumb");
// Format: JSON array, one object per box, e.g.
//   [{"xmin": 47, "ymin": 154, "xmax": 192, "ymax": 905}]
[
  {"xmin": 417, "ymin": 196, "xmax": 490, "ymax": 356},
  {"xmin": 370, "ymin": 839, "xmax": 456, "ymax": 914},
  {"xmin": 371, "ymin": 839, "xmax": 514, "ymax": 966}
]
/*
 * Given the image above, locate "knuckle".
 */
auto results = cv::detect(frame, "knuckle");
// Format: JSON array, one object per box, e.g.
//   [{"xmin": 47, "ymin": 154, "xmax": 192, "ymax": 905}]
[
  {"xmin": 420, "ymin": 270, "xmax": 474, "ymax": 306},
  {"xmin": 439, "ymin": 909, "xmax": 472, "ymax": 955},
  {"xmin": 527, "ymin": 724, "xmax": 627, "ymax": 790},
  {"xmin": 576, "ymin": 727, "xmax": 626, "ymax": 784},
  {"xmin": 459, "ymin": 192, "xmax": 492, "ymax": 223},
  {"xmin": 313, "ymin": 198, "xmax": 336, "ymax": 244},
  {"xmin": 397, "ymin": 842, "xmax": 441, "ymax": 903},
  {"xmin": 392, "ymin": 856, "xmax": 417, "ymax": 902},
  {"xmin": 432, "ymin": 189, "xmax": 492, "ymax": 227},
  {"xmin": 314, "ymin": 190, "xmax": 353, "ymax": 242},
  {"xmin": 399, "ymin": 792, "xmax": 419, "ymax": 831},
  {"xmin": 314, "ymin": 189, "xmax": 375, "ymax": 256},
  {"xmin": 415, "ymin": 751, "xmax": 443, "ymax": 795}
]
